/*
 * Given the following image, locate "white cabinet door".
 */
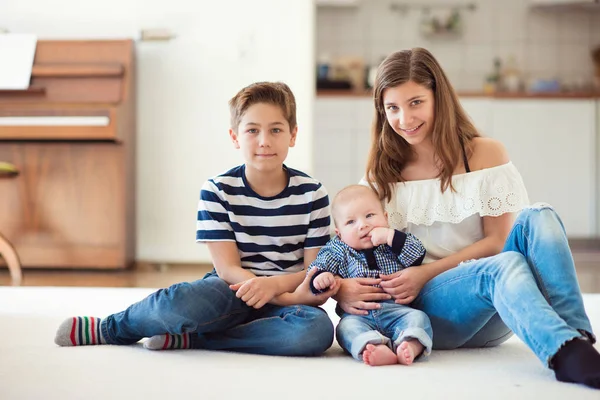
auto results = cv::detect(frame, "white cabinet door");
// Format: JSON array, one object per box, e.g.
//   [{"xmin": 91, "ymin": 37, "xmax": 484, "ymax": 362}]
[
  {"xmin": 492, "ymin": 100, "xmax": 596, "ymax": 237},
  {"xmin": 314, "ymin": 98, "xmax": 372, "ymax": 200},
  {"xmin": 460, "ymin": 98, "xmax": 494, "ymax": 137}
]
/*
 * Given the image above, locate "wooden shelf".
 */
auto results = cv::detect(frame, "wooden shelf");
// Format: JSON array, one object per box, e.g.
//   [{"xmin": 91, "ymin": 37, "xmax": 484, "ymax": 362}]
[
  {"xmin": 0, "ymin": 87, "xmax": 46, "ymax": 96},
  {"xmin": 31, "ymin": 63, "xmax": 124, "ymax": 78}
]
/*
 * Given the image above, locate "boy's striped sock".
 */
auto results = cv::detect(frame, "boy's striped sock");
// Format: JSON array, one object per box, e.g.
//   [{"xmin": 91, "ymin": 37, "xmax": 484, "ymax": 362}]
[
  {"xmin": 144, "ymin": 333, "xmax": 192, "ymax": 350},
  {"xmin": 54, "ymin": 317, "xmax": 107, "ymax": 346}
]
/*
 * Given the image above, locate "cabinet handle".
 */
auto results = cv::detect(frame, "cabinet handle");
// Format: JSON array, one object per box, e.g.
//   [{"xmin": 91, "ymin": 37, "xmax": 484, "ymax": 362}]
[{"xmin": 0, "ymin": 161, "xmax": 19, "ymax": 178}]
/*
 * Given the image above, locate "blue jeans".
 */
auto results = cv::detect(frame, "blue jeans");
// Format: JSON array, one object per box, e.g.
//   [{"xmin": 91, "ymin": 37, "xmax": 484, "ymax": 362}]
[
  {"xmin": 101, "ymin": 272, "xmax": 334, "ymax": 356},
  {"xmin": 411, "ymin": 205, "xmax": 595, "ymax": 366},
  {"xmin": 336, "ymin": 301, "xmax": 433, "ymax": 361}
]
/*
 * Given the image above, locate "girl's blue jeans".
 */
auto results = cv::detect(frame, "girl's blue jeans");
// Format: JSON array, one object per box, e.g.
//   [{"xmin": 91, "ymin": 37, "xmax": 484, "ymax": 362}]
[
  {"xmin": 411, "ymin": 205, "xmax": 595, "ymax": 366},
  {"xmin": 336, "ymin": 301, "xmax": 433, "ymax": 361},
  {"xmin": 101, "ymin": 271, "xmax": 334, "ymax": 356}
]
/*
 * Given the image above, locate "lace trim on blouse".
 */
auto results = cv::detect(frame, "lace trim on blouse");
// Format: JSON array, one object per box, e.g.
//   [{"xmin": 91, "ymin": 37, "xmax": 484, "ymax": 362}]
[{"xmin": 378, "ymin": 162, "xmax": 530, "ymax": 229}]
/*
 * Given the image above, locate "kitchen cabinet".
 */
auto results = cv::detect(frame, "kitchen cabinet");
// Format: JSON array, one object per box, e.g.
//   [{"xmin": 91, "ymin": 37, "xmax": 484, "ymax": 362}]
[
  {"xmin": 530, "ymin": 0, "xmax": 598, "ymax": 5},
  {"xmin": 313, "ymin": 98, "xmax": 371, "ymax": 200},
  {"xmin": 491, "ymin": 100, "xmax": 596, "ymax": 237},
  {"xmin": 459, "ymin": 99, "xmax": 494, "ymax": 137},
  {"xmin": 529, "ymin": 0, "xmax": 600, "ymax": 9}
]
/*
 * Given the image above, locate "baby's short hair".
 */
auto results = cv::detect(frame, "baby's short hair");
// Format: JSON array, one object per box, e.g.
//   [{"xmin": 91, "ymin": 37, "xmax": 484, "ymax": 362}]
[
  {"xmin": 331, "ymin": 185, "xmax": 384, "ymax": 227},
  {"xmin": 228, "ymin": 82, "xmax": 297, "ymax": 132}
]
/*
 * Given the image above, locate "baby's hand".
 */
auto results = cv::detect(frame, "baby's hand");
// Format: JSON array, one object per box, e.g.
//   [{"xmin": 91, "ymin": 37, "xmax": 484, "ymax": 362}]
[
  {"xmin": 314, "ymin": 271, "xmax": 336, "ymax": 290},
  {"xmin": 369, "ymin": 227, "xmax": 393, "ymax": 247}
]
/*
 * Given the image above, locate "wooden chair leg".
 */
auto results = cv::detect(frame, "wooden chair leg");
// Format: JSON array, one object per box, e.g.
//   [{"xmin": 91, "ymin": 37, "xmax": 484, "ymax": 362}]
[{"xmin": 0, "ymin": 233, "xmax": 22, "ymax": 285}]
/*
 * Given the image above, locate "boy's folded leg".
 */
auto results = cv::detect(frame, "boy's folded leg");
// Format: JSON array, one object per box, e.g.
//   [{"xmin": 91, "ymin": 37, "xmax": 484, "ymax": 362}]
[
  {"xmin": 55, "ymin": 317, "xmax": 107, "ymax": 346},
  {"xmin": 144, "ymin": 333, "xmax": 193, "ymax": 350},
  {"xmin": 55, "ymin": 277, "xmax": 254, "ymax": 347}
]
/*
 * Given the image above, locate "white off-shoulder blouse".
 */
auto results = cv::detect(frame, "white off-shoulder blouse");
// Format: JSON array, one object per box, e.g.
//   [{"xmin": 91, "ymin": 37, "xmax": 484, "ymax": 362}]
[{"xmin": 363, "ymin": 162, "xmax": 530, "ymax": 264}]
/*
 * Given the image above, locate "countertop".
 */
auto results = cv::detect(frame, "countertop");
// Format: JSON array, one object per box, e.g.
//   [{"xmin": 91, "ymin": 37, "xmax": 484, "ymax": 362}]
[{"xmin": 316, "ymin": 89, "xmax": 600, "ymax": 99}]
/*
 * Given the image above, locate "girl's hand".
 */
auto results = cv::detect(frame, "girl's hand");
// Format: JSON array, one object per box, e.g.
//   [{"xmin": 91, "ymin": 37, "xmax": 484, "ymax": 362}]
[
  {"xmin": 334, "ymin": 278, "xmax": 392, "ymax": 315},
  {"xmin": 230, "ymin": 277, "xmax": 280, "ymax": 309},
  {"xmin": 380, "ymin": 267, "xmax": 431, "ymax": 304}
]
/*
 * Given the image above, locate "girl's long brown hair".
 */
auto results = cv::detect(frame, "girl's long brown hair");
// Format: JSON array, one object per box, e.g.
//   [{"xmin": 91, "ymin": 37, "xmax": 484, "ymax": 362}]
[{"xmin": 366, "ymin": 48, "xmax": 480, "ymax": 202}]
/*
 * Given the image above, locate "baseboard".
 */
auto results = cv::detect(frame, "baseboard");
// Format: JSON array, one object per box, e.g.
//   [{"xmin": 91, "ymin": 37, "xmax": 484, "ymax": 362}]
[{"xmin": 568, "ymin": 238, "xmax": 600, "ymax": 251}]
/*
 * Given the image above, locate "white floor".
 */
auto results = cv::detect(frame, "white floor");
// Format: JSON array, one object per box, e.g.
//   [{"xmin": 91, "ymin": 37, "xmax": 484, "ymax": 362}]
[{"xmin": 1, "ymin": 287, "xmax": 599, "ymax": 400}]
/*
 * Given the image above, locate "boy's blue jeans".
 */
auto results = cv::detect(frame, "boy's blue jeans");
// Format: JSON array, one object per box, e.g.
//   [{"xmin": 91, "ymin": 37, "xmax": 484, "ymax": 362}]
[
  {"xmin": 101, "ymin": 271, "xmax": 334, "ymax": 356},
  {"xmin": 336, "ymin": 301, "xmax": 433, "ymax": 361},
  {"xmin": 411, "ymin": 205, "xmax": 595, "ymax": 366}
]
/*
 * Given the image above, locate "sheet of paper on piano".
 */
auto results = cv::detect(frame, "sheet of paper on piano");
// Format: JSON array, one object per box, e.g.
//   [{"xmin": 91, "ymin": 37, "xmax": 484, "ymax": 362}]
[{"xmin": 0, "ymin": 33, "xmax": 37, "ymax": 90}]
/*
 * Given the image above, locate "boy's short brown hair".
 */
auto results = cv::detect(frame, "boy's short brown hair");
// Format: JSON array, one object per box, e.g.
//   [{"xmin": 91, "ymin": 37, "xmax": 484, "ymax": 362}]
[{"xmin": 228, "ymin": 82, "xmax": 297, "ymax": 132}]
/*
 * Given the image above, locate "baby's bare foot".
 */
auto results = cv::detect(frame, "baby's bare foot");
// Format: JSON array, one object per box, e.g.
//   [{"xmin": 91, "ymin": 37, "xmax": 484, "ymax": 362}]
[
  {"xmin": 362, "ymin": 344, "xmax": 398, "ymax": 366},
  {"xmin": 396, "ymin": 340, "xmax": 424, "ymax": 365}
]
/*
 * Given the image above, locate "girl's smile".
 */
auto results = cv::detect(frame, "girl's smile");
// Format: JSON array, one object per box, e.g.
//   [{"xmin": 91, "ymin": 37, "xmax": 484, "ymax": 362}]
[{"xmin": 400, "ymin": 122, "xmax": 425, "ymax": 135}]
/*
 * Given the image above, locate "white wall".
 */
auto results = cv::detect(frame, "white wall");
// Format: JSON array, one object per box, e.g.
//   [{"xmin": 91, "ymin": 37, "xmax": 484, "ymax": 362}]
[{"xmin": 1, "ymin": 0, "xmax": 316, "ymax": 263}]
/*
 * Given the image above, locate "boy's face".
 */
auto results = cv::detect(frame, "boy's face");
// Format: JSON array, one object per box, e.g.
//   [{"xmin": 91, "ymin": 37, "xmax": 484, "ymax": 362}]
[
  {"xmin": 229, "ymin": 103, "xmax": 297, "ymax": 173},
  {"xmin": 334, "ymin": 193, "xmax": 388, "ymax": 250}
]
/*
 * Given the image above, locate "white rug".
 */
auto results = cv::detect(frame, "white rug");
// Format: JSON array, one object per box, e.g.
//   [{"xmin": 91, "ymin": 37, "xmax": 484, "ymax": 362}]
[{"xmin": 1, "ymin": 287, "xmax": 599, "ymax": 400}]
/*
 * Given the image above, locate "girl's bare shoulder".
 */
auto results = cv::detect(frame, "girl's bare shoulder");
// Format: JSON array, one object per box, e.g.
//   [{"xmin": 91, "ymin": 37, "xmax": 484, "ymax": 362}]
[{"xmin": 469, "ymin": 137, "xmax": 510, "ymax": 171}]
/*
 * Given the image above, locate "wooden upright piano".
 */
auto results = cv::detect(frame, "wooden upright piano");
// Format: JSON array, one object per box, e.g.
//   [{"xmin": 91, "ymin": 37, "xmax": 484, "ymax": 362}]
[{"xmin": 0, "ymin": 40, "xmax": 136, "ymax": 269}]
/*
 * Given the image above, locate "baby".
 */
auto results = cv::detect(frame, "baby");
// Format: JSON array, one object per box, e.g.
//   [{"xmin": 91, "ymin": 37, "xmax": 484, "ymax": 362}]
[{"xmin": 308, "ymin": 184, "xmax": 432, "ymax": 366}]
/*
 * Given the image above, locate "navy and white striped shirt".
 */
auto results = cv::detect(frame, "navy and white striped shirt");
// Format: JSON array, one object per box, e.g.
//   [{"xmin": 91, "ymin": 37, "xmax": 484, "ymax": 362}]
[
  {"xmin": 196, "ymin": 164, "xmax": 331, "ymax": 276},
  {"xmin": 308, "ymin": 231, "xmax": 426, "ymax": 292}
]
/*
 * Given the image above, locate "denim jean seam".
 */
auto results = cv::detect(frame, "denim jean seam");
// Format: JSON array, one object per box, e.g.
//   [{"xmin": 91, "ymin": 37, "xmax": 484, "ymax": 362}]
[
  {"xmin": 293, "ymin": 305, "xmax": 303, "ymax": 317},
  {"xmin": 526, "ymin": 243, "xmax": 550, "ymax": 301},
  {"xmin": 483, "ymin": 326, "xmax": 514, "ymax": 347},
  {"xmin": 372, "ymin": 312, "xmax": 384, "ymax": 334},
  {"xmin": 228, "ymin": 306, "xmax": 301, "ymax": 331},
  {"xmin": 517, "ymin": 217, "xmax": 551, "ymax": 301},
  {"xmin": 418, "ymin": 271, "xmax": 482, "ymax": 300},
  {"xmin": 484, "ymin": 270, "xmax": 546, "ymax": 356},
  {"xmin": 100, "ymin": 319, "xmax": 114, "ymax": 344},
  {"xmin": 196, "ymin": 308, "xmax": 249, "ymax": 328}
]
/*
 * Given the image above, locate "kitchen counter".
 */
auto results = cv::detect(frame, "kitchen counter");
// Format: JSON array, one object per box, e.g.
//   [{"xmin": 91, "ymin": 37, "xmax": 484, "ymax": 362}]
[{"xmin": 317, "ymin": 89, "xmax": 600, "ymax": 99}]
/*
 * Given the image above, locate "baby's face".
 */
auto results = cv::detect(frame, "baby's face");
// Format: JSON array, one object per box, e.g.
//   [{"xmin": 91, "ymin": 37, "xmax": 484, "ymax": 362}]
[{"xmin": 335, "ymin": 196, "xmax": 388, "ymax": 250}]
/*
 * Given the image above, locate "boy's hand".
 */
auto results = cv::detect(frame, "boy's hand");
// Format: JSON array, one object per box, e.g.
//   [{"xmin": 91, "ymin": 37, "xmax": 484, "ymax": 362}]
[
  {"xmin": 369, "ymin": 227, "xmax": 393, "ymax": 247},
  {"xmin": 313, "ymin": 271, "xmax": 336, "ymax": 291},
  {"xmin": 230, "ymin": 277, "xmax": 280, "ymax": 309}
]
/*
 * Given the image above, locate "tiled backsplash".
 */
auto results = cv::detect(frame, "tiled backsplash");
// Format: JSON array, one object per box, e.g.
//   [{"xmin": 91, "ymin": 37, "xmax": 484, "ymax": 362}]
[{"xmin": 316, "ymin": 0, "xmax": 600, "ymax": 91}]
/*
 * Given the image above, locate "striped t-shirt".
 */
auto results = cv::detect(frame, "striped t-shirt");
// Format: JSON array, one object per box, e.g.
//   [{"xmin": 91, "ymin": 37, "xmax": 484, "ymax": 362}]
[{"xmin": 196, "ymin": 164, "xmax": 331, "ymax": 276}]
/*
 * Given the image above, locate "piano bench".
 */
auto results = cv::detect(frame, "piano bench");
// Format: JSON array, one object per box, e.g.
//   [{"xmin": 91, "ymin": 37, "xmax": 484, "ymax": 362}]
[
  {"xmin": 0, "ymin": 232, "xmax": 22, "ymax": 285},
  {"xmin": 0, "ymin": 162, "xmax": 22, "ymax": 285}
]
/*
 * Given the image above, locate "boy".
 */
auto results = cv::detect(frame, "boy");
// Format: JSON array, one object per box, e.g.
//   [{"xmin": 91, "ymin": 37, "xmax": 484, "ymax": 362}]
[
  {"xmin": 54, "ymin": 82, "xmax": 338, "ymax": 356},
  {"xmin": 308, "ymin": 184, "xmax": 432, "ymax": 366}
]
